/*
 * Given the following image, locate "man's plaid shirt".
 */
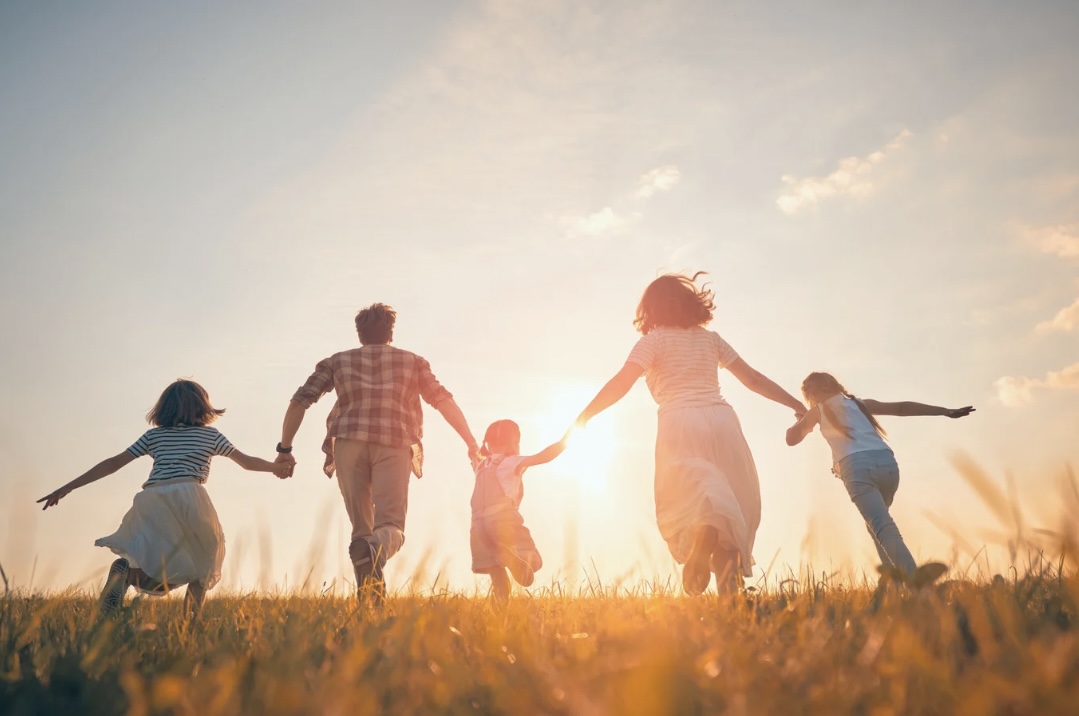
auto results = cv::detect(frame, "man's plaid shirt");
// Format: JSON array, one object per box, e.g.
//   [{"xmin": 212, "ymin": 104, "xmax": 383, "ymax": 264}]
[{"xmin": 291, "ymin": 344, "xmax": 453, "ymax": 478}]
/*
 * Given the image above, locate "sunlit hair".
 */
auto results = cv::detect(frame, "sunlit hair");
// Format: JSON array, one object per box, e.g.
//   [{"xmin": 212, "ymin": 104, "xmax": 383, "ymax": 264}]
[
  {"xmin": 147, "ymin": 379, "xmax": 225, "ymax": 428},
  {"xmin": 800, "ymin": 372, "xmax": 886, "ymax": 440},
  {"xmin": 479, "ymin": 419, "xmax": 521, "ymax": 458},
  {"xmin": 634, "ymin": 272, "xmax": 715, "ymax": 335},
  {"xmin": 355, "ymin": 303, "xmax": 396, "ymax": 345}
]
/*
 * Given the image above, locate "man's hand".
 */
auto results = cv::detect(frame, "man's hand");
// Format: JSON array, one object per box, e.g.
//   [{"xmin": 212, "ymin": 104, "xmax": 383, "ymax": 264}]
[
  {"xmin": 946, "ymin": 406, "xmax": 976, "ymax": 419},
  {"xmin": 274, "ymin": 451, "xmax": 296, "ymax": 478}
]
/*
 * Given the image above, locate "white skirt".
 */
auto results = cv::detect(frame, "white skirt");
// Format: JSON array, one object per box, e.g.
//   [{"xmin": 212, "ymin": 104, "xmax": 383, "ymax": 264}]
[
  {"xmin": 95, "ymin": 480, "xmax": 225, "ymax": 591},
  {"xmin": 655, "ymin": 403, "xmax": 760, "ymax": 577}
]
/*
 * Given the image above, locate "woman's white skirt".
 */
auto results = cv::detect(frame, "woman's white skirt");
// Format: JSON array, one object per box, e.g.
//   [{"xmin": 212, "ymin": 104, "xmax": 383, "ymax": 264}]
[
  {"xmin": 655, "ymin": 403, "xmax": 760, "ymax": 577},
  {"xmin": 95, "ymin": 480, "xmax": 225, "ymax": 591}
]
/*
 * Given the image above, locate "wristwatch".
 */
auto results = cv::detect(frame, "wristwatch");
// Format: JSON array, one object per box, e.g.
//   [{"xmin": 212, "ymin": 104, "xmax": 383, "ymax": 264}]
[{"xmin": 276, "ymin": 442, "xmax": 293, "ymax": 454}]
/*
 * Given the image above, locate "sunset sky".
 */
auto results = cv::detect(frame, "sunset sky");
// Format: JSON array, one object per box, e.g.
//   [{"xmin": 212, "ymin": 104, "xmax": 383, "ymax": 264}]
[{"xmin": 2, "ymin": 1, "xmax": 1077, "ymax": 593}]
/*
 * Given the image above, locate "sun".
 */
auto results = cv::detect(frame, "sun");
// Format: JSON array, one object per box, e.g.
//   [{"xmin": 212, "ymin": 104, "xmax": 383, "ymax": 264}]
[{"xmin": 523, "ymin": 386, "xmax": 619, "ymax": 495}]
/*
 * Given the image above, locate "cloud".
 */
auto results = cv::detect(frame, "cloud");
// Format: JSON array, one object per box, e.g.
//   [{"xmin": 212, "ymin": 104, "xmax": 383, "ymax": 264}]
[
  {"xmin": 635, "ymin": 166, "xmax": 681, "ymax": 199},
  {"xmin": 776, "ymin": 129, "xmax": 912, "ymax": 215},
  {"xmin": 1036, "ymin": 297, "xmax": 1079, "ymax": 333},
  {"xmin": 995, "ymin": 362, "xmax": 1079, "ymax": 406},
  {"xmin": 559, "ymin": 207, "xmax": 640, "ymax": 238},
  {"xmin": 1024, "ymin": 224, "xmax": 1079, "ymax": 258}
]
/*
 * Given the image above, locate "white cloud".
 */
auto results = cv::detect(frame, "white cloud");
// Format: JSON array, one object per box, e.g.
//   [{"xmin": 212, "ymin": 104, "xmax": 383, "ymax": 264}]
[
  {"xmin": 559, "ymin": 207, "xmax": 640, "ymax": 238},
  {"xmin": 776, "ymin": 129, "xmax": 912, "ymax": 215},
  {"xmin": 1023, "ymin": 224, "xmax": 1079, "ymax": 258},
  {"xmin": 635, "ymin": 166, "xmax": 681, "ymax": 199},
  {"xmin": 995, "ymin": 362, "xmax": 1079, "ymax": 406},
  {"xmin": 1036, "ymin": 297, "xmax": 1079, "ymax": 333}
]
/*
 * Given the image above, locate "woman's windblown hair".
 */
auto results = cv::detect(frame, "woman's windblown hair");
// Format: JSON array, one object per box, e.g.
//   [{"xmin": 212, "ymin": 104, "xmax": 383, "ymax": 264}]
[
  {"xmin": 634, "ymin": 272, "xmax": 715, "ymax": 335},
  {"xmin": 800, "ymin": 372, "xmax": 886, "ymax": 440}
]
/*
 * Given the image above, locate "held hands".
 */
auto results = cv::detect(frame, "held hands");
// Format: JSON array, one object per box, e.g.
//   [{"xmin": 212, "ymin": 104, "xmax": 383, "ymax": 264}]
[
  {"xmin": 274, "ymin": 451, "xmax": 296, "ymax": 478},
  {"xmin": 36, "ymin": 487, "xmax": 70, "ymax": 510},
  {"xmin": 946, "ymin": 406, "xmax": 976, "ymax": 419}
]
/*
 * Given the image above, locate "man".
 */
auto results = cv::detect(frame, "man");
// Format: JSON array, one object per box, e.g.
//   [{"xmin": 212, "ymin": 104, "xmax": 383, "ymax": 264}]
[{"xmin": 276, "ymin": 303, "xmax": 478, "ymax": 602}]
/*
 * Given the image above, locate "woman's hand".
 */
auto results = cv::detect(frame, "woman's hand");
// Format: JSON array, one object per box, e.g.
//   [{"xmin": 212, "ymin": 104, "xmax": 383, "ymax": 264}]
[
  {"xmin": 945, "ymin": 406, "xmax": 976, "ymax": 419},
  {"xmin": 37, "ymin": 487, "xmax": 70, "ymax": 510}
]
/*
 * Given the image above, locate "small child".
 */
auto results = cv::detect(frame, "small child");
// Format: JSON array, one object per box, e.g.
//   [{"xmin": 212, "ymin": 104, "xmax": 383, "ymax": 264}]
[
  {"xmin": 37, "ymin": 379, "xmax": 290, "ymax": 617},
  {"xmin": 470, "ymin": 420, "xmax": 568, "ymax": 600},
  {"xmin": 785, "ymin": 372, "xmax": 974, "ymax": 580}
]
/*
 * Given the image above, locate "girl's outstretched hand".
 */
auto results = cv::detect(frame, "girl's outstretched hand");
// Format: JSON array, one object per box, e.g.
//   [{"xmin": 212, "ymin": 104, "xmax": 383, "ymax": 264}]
[
  {"xmin": 946, "ymin": 406, "xmax": 976, "ymax": 419},
  {"xmin": 271, "ymin": 461, "xmax": 293, "ymax": 479},
  {"xmin": 37, "ymin": 488, "xmax": 70, "ymax": 510}
]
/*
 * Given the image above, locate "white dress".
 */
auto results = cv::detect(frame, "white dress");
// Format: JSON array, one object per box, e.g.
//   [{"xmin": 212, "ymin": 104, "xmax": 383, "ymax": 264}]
[{"xmin": 627, "ymin": 326, "xmax": 759, "ymax": 576}]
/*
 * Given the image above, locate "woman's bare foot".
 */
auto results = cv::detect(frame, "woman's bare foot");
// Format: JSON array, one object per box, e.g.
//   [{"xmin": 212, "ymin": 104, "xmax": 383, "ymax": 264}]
[{"xmin": 682, "ymin": 526, "xmax": 718, "ymax": 596}]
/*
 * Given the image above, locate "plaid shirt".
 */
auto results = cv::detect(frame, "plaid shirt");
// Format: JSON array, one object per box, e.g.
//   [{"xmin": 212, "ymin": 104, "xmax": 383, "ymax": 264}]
[{"xmin": 292, "ymin": 344, "xmax": 453, "ymax": 478}]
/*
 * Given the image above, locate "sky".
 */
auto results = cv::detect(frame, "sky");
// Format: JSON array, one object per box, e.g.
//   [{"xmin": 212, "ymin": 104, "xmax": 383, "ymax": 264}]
[{"xmin": 2, "ymin": 0, "xmax": 1077, "ymax": 594}]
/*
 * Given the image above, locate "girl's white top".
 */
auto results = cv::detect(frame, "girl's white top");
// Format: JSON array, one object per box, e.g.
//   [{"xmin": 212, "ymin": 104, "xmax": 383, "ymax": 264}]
[
  {"xmin": 817, "ymin": 394, "xmax": 890, "ymax": 465},
  {"xmin": 626, "ymin": 326, "xmax": 740, "ymax": 414},
  {"xmin": 474, "ymin": 453, "xmax": 528, "ymax": 506}
]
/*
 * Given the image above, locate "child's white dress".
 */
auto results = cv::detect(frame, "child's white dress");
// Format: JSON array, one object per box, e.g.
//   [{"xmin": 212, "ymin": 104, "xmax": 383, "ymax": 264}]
[
  {"xmin": 469, "ymin": 454, "xmax": 542, "ymax": 576},
  {"xmin": 95, "ymin": 425, "xmax": 231, "ymax": 591},
  {"xmin": 627, "ymin": 326, "xmax": 760, "ymax": 576}
]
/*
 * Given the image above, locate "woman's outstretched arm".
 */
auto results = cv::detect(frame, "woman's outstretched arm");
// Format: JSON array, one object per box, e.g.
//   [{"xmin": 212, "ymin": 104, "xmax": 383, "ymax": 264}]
[
  {"xmin": 725, "ymin": 358, "xmax": 806, "ymax": 416},
  {"xmin": 861, "ymin": 400, "xmax": 975, "ymax": 418},
  {"xmin": 576, "ymin": 363, "xmax": 644, "ymax": 426}
]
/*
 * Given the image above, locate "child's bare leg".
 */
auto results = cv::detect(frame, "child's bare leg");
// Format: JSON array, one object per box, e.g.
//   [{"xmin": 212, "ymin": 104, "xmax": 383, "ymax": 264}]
[
  {"xmin": 490, "ymin": 568, "xmax": 511, "ymax": 602},
  {"xmin": 184, "ymin": 581, "xmax": 206, "ymax": 620}
]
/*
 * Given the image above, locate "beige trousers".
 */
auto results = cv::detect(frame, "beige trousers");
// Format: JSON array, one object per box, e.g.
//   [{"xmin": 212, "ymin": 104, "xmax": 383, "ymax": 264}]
[{"xmin": 334, "ymin": 439, "xmax": 412, "ymax": 561}]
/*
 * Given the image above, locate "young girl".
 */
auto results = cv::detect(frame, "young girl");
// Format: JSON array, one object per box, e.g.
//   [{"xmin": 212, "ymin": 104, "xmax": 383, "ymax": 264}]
[
  {"xmin": 785, "ymin": 372, "xmax": 974, "ymax": 579},
  {"xmin": 470, "ymin": 420, "xmax": 568, "ymax": 600},
  {"xmin": 37, "ymin": 379, "xmax": 290, "ymax": 617}
]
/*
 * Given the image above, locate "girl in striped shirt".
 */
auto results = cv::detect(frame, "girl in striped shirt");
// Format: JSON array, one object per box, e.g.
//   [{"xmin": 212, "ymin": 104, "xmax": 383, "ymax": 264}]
[{"xmin": 38, "ymin": 379, "xmax": 290, "ymax": 618}]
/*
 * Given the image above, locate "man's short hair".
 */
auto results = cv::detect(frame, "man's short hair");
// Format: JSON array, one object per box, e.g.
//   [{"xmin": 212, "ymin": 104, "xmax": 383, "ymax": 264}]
[{"xmin": 355, "ymin": 303, "xmax": 396, "ymax": 345}]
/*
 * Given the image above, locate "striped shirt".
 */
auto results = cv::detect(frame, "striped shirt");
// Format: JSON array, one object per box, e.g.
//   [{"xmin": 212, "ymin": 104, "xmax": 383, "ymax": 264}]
[
  {"xmin": 626, "ymin": 326, "xmax": 740, "ymax": 412},
  {"xmin": 291, "ymin": 344, "xmax": 454, "ymax": 478},
  {"xmin": 127, "ymin": 425, "xmax": 235, "ymax": 487}
]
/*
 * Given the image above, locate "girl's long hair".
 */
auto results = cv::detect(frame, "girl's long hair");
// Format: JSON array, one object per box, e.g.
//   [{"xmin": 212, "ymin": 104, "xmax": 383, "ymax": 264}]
[
  {"xmin": 800, "ymin": 372, "xmax": 886, "ymax": 440},
  {"xmin": 147, "ymin": 379, "xmax": 225, "ymax": 427},
  {"xmin": 478, "ymin": 419, "xmax": 521, "ymax": 458},
  {"xmin": 634, "ymin": 272, "xmax": 715, "ymax": 335}
]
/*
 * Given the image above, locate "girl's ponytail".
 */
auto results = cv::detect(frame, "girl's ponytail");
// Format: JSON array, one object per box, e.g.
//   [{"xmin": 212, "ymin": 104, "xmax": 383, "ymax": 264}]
[{"xmin": 846, "ymin": 393, "xmax": 887, "ymax": 439}]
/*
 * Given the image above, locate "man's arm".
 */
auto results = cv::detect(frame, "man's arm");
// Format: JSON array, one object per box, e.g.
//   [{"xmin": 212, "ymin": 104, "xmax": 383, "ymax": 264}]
[
  {"xmin": 275, "ymin": 400, "xmax": 307, "ymax": 469},
  {"xmin": 434, "ymin": 398, "xmax": 479, "ymax": 457}
]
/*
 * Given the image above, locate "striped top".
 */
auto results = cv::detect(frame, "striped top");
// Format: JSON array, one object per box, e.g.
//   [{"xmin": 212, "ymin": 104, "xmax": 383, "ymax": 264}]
[
  {"xmin": 127, "ymin": 425, "xmax": 235, "ymax": 487},
  {"xmin": 626, "ymin": 326, "xmax": 740, "ymax": 412}
]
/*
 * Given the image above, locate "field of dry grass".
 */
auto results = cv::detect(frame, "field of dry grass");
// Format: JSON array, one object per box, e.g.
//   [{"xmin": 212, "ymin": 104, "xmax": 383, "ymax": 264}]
[{"xmin": 2, "ymin": 562, "xmax": 1078, "ymax": 715}]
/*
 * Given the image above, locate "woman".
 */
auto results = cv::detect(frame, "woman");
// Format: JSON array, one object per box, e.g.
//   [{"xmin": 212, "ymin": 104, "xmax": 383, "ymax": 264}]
[{"xmin": 576, "ymin": 273, "xmax": 806, "ymax": 594}]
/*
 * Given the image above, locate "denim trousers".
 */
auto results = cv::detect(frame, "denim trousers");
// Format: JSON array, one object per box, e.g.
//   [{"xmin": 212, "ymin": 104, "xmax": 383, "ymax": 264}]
[{"xmin": 835, "ymin": 449, "xmax": 917, "ymax": 576}]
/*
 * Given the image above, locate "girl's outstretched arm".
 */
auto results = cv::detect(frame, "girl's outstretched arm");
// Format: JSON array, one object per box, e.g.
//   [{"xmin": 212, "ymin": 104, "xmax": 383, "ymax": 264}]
[
  {"xmin": 726, "ymin": 358, "xmax": 807, "ymax": 416},
  {"xmin": 861, "ymin": 400, "xmax": 975, "ymax": 418},
  {"xmin": 786, "ymin": 408, "xmax": 820, "ymax": 446},
  {"xmin": 229, "ymin": 450, "xmax": 293, "ymax": 478},
  {"xmin": 576, "ymin": 363, "xmax": 644, "ymax": 426},
  {"xmin": 518, "ymin": 431, "xmax": 573, "ymax": 470},
  {"xmin": 37, "ymin": 452, "xmax": 137, "ymax": 509}
]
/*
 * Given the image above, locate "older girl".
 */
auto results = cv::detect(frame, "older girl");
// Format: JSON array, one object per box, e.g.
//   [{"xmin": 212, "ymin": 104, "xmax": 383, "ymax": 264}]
[
  {"xmin": 576, "ymin": 273, "xmax": 806, "ymax": 595},
  {"xmin": 786, "ymin": 372, "xmax": 973, "ymax": 578},
  {"xmin": 38, "ymin": 379, "xmax": 290, "ymax": 617}
]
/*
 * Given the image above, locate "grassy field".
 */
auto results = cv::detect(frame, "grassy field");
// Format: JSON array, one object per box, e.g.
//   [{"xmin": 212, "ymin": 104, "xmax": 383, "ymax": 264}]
[{"xmin": 2, "ymin": 564, "xmax": 1077, "ymax": 716}]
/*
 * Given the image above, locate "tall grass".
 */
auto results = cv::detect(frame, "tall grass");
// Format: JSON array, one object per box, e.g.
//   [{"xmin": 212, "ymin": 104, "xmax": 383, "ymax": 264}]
[{"xmin": 2, "ymin": 459, "xmax": 1077, "ymax": 715}]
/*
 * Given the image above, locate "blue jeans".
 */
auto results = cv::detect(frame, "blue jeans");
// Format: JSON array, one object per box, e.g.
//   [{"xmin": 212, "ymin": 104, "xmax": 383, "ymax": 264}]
[{"xmin": 835, "ymin": 449, "xmax": 917, "ymax": 576}]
